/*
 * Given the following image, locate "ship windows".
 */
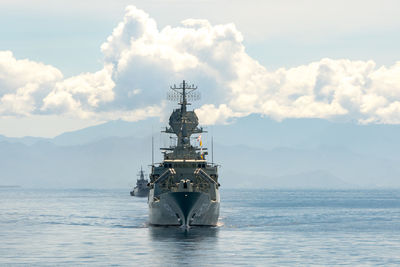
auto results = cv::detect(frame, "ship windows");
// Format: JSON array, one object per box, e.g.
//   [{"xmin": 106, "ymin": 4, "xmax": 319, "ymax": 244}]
[{"xmin": 163, "ymin": 162, "xmax": 208, "ymax": 168}]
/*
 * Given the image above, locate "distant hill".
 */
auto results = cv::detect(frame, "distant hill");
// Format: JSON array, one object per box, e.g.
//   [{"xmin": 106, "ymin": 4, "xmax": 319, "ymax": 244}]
[
  {"xmin": 0, "ymin": 136, "xmax": 153, "ymax": 188},
  {"xmin": 1, "ymin": 115, "xmax": 400, "ymax": 189},
  {"xmin": 213, "ymin": 114, "xmax": 400, "ymax": 160},
  {"xmin": 52, "ymin": 117, "xmax": 162, "ymax": 146},
  {"xmin": 0, "ymin": 134, "xmax": 48, "ymax": 146}
]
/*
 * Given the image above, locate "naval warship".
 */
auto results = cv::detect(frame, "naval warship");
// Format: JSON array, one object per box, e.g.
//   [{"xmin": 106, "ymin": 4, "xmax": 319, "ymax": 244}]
[
  {"xmin": 148, "ymin": 80, "xmax": 220, "ymax": 227},
  {"xmin": 130, "ymin": 167, "xmax": 150, "ymax": 197}
]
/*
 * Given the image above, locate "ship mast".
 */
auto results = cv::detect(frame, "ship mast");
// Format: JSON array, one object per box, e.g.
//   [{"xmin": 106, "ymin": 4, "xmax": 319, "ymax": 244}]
[
  {"xmin": 164, "ymin": 80, "xmax": 204, "ymax": 159},
  {"xmin": 168, "ymin": 80, "xmax": 200, "ymax": 148}
]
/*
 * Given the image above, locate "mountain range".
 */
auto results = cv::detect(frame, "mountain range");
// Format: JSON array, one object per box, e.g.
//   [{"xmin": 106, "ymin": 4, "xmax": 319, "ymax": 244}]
[{"xmin": 1, "ymin": 115, "xmax": 400, "ymax": 189}]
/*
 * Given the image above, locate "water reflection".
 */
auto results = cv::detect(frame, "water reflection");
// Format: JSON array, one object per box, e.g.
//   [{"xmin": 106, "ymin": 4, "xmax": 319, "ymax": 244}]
[
  {"xmin": 147, "ymin": 226, "xmax": 220, "ymax": 266},
  {"xmin": 148, "ymin": 225, "xmax": 219, "ymax": 241}
]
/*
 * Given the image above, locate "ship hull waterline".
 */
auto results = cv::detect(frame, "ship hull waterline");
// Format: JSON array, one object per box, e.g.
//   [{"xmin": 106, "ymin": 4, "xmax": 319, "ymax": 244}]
[
  {"xmin": 131, "ymin": 187, "xmax": 150, "ymax": 197},
  {"xmin": 148, "ymin": 191, "xmax": 220, "ymax": 227}
]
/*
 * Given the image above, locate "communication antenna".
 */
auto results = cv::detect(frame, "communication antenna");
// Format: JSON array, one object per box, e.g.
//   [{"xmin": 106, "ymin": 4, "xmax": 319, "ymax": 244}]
[
  {"xmin": 167, "ymin": 80, "xmax": 201, "ymax": 104},
  {"xmin": 152, "ymin": 134, "xmax": 154, "ymax": 166},
  {"xmin": 212, "ymin": 136, "xmax": 214, "ymax": 165}
]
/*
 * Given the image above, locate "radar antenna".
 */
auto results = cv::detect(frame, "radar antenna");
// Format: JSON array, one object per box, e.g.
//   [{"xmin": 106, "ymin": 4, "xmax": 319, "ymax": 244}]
[{"xmin": 167, "ymin": 80, "xmax": 200, "ymax": 111}]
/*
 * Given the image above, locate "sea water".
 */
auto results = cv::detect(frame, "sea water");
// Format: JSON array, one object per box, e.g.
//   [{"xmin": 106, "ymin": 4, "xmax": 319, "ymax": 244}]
[{"xmin": 1, "ymin": 188, "xmax": 400, "ymax": 266}]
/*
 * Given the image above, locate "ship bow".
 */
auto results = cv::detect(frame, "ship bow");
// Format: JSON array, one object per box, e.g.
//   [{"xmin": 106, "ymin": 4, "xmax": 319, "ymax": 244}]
[{"xmin": 169, "ymin": 192, "xmax": 202, "ymax": 227}]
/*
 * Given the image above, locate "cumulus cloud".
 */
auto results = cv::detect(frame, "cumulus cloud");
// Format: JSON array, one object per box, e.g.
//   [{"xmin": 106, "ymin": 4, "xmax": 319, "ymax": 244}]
[
  {"xmin": 41, "ymin": 66, "xmax": 115, "ymax": 118},
  {"xmin": 0, "ymin": 51, "xmax": 62, "ymax": 116},
  {"xmin": 1, "ymin": 5, "xmax": 400, "ymax": 125}
]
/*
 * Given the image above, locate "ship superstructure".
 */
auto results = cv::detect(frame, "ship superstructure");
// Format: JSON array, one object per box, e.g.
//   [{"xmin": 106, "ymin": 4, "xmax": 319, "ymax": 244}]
[
  {"xmin": 130, "ymin": 167, "xmax": 150, "ymax": 197},
  {"xmin": 148, "ymin": 80, "xmax": 220, "ymax": 227}
]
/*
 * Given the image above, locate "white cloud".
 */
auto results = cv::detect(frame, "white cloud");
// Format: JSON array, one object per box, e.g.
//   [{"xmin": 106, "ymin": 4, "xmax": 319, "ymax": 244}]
[
  {"xmin": 1, "ymin": 5, "xmax": 400, "ymax": 125},
  {"xmin": 41, "ymin": 66, "xmax": 115, "ymax": 117},
  {"xmin": 0, "ymin": 50, "xmax": 62, "ymax": 116},
  {"xmin": 195, "ymin": 104, "xmax": 245, "ymax": 125}
]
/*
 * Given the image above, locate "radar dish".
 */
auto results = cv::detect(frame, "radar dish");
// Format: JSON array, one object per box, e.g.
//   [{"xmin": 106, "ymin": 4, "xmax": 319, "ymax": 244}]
[{"xmin": 167, "ymin": 80, "xmax": 200, "ymax": 102}]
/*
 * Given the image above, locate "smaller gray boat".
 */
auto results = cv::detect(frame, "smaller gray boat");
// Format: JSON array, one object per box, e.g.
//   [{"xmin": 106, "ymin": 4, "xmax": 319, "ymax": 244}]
[{"xmin": 130, "ymin": 167, "xmax": 150, "ymax": 197}]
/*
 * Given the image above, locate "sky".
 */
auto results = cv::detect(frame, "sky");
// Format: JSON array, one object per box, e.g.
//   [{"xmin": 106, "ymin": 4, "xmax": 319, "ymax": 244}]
[{"xmin": 1, "ymin": 0, "xmax": 400, "ymax": 137}]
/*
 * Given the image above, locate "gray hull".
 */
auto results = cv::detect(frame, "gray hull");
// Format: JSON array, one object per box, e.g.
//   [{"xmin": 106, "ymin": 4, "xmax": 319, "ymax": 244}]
[
  {"xmin": 148, "ymin": 190, "xmax": 220, "ymax": 226},
  {"xmin": 132, "ymin": 187, "xmax": 149, "ymax": 197}
]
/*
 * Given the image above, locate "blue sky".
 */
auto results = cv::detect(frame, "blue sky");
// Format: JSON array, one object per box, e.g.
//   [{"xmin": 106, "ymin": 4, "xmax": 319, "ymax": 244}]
[{"xmin": 1, "ymin": 0, "xmax": 400, "ymax": 137}]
